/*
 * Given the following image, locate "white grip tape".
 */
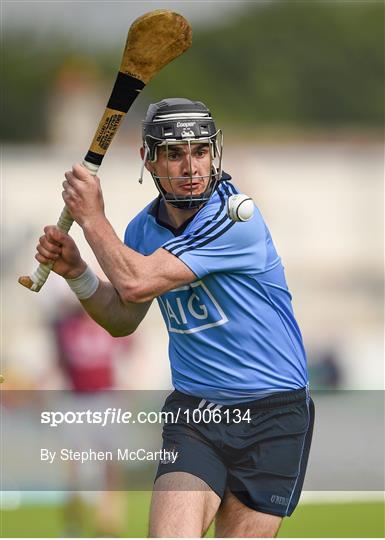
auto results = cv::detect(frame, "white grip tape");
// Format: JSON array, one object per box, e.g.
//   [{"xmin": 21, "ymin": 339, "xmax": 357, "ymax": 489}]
[
  {"xmin": 28, "ymin": 160, "xmax": 100, "ymax": 291},
  {"xmin": 30, "ymin": 262, "xmax": 53, "ymax": 291},
  {"xmin": 29, "ymin": 205, "xmax": 73, "ymax": 291},
  {"xmin": 57, "ymin": 206, "xmax": 74, "ymax": 233}
]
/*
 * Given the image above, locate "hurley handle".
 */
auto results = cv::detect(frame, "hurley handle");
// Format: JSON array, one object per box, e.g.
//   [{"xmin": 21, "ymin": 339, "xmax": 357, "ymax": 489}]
[
  {"xmin": 18, "ymin": 10, "xmax": 192, "ymax": 293},
  {"xmin": 18, "ymin": 160, "xmax": 99, "ymax": 292}
]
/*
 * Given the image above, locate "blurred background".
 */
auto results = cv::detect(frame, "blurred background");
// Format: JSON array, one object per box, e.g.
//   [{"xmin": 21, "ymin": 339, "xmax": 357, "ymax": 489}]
[{"xmin": 1, "ymin": 0, "xmax": 384, "ymax": 537}]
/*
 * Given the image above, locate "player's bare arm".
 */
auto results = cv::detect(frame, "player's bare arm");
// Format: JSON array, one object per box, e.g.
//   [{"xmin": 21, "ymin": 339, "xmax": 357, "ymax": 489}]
[
  {"xmin": 80, "ymin": 281, "xmax": 153, "ymax": 336},
  {"xmin": 35, "ymin": 225, "xmax": 152, "ymax": 336},
  {"xmin": 62, "ymin": 163, "xmax": 197, "ymax": 303}
]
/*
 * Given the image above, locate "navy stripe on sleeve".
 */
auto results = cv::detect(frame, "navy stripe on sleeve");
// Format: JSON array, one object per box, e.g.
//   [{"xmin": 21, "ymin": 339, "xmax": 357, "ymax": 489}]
[
  {"xmin": 166, "ymin": 185, "xmax": 228, "ymax": 254},
  {"xmin": 174, "ymin": 218, "xmax": 236, "ymax": 257},
  {"xmin": 163, "ymin": 182, "xmax": 227, "ymax": 251},
  {"xmin": 167, "ymin": 182, "xmax": 237, "ymax": 257},
  {"xmin": 164, "ymin": 182, "xmax": 236, "ymax": 254}
]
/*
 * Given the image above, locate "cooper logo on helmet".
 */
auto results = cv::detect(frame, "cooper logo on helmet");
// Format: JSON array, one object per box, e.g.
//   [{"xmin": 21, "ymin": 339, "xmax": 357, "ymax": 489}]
[{"xmin": 176, "ymin": 121, "xmax": 196, "ymax": 128}]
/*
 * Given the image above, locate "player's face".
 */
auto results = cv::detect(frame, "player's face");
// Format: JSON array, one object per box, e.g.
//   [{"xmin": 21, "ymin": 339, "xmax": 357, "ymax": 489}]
[{"xmin": 149, "ymin": 143, "xmax": 211, "ymax": 197}]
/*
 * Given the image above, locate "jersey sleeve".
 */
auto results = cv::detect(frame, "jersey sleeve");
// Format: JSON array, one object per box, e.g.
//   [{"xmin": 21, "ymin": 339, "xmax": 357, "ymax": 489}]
[
  {"xmin": 123, "ymin": 200, "xmax": 155, "ymax": 253},
  {"xmin": 162, "ymin": 202, "xmax": 270, "ymax": 279},
  {"xmin": 124, "ymin": 218, "xmax": 141, "ymax": 251}
]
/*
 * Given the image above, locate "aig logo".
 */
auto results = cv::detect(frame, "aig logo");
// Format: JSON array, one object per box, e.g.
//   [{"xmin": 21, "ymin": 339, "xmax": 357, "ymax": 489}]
[{"xmin": 159, "ymin": 281, "xmax": 228, "ymax": 334}]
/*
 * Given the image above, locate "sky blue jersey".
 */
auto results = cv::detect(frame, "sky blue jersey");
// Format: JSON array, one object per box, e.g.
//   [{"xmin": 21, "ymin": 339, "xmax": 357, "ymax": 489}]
[{"xmin": 124, "ymin": 173, "xmax": 308, "ymax": 404}]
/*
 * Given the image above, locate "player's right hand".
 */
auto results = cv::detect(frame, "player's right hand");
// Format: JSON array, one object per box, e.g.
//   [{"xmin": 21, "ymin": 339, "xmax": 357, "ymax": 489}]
[{"xmin": 35, "ymin": 226, "xmax": 87, "ymax": 279}]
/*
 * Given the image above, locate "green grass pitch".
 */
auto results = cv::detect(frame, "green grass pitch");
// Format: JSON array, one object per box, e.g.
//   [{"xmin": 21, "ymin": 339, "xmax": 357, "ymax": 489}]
[{"xmin": 1, "ymin": 495, "xmax": 384, "ymax": 537}]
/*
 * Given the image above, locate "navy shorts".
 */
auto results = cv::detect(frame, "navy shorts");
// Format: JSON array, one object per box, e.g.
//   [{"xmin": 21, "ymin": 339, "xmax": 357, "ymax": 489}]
[{"xmin": 155, "ymin": 388, "xmax": 315, "ymax": 517}]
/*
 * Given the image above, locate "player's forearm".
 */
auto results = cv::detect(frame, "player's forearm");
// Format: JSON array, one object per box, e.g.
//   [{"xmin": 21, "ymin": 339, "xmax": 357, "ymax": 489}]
[
  {"xmin": 82, "ymin": 217, "xmax": 153, "ymax": 303},
  {"xmin": 79, "ymin": 279, "xmax": 150, "ymax": 336}
]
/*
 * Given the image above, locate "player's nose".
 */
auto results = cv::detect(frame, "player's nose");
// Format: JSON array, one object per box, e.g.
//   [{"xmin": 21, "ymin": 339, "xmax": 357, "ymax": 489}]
[{"xmin": 181, "ymin": 153, "xmax": 198, "ymax": 177}]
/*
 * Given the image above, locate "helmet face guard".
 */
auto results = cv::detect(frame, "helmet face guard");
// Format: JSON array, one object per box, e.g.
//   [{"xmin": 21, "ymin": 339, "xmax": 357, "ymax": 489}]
[{"xmin": 139, "ymin": 98, "xmax": 223, "ymax": 210}]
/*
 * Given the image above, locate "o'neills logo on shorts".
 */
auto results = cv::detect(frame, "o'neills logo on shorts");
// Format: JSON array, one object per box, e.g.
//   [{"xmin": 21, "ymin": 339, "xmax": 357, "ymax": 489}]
[
  {"xmin": 176, "ymin": 121, "xmax": 196, "ymax": 128},
  {"xmin": 271, "ymin": 495, "xmax": 289, "ymax": 506}
]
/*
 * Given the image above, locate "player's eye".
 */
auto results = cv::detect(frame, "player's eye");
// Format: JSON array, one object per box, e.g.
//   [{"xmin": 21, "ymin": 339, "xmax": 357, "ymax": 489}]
[
  {"xmin": 194, "ymin": 147, "xmax": 208, "ymax": 158},
  {"xmin": 167, "ymin": 151, "xmax": 179, "ymax": 160}
]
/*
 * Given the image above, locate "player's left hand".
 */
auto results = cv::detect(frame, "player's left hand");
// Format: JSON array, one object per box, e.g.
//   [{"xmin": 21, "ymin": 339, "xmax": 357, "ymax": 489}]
[{"xmin": 62, "ymin": 163, "xmax": 105, "ymax": 228}]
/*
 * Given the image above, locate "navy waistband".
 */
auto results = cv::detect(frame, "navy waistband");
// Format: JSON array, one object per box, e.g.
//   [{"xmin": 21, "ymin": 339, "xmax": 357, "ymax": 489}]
[{"xmin": 171, "ymin": 388, "xmax": 308, "ymax": 411}]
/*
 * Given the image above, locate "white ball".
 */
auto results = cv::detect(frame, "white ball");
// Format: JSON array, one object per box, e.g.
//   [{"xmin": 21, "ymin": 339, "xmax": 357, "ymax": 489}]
[{"xmin": 227, "ymin": 194, "xmax": 254, "ymax": 222}]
